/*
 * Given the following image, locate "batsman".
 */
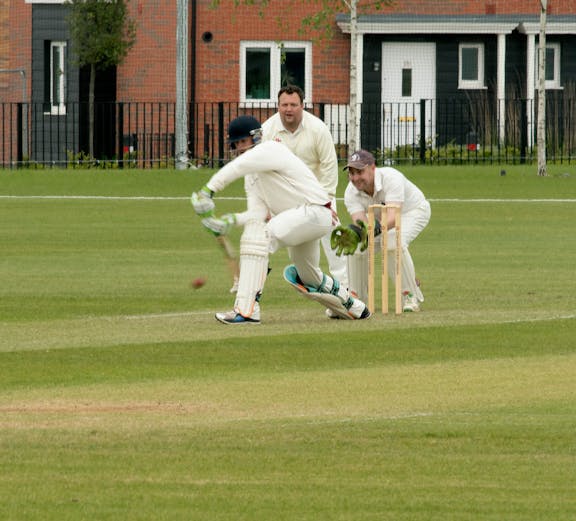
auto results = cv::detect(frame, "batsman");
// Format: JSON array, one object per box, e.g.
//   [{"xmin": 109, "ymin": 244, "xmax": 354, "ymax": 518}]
[
  {"xmin": 191, "ymin": 116, "xmax": 370, "ymax": 324},
  {"xmin": 331, "ymin": 150, "xmax": 431, "ymax": 313}
]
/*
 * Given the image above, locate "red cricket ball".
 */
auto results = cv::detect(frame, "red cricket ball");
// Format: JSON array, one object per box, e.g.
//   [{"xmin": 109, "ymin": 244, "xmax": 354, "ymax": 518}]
[{"xmin": 190, "ymin": 277, "xmax": 207, "ymax": 289}]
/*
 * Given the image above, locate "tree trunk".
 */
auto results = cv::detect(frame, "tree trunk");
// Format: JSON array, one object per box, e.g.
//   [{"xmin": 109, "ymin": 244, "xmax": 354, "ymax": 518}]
[{"xmin": 348, "ymin": 0, "xmax": 358, "ymax": 153}]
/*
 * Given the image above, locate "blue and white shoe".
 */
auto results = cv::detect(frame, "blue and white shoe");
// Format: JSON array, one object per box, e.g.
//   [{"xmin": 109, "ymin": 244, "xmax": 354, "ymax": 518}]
[
  {"xmin": 215, "ymin": 309, "xmax": 261, "ymax": 325},
  {"xmin": 284, "ymin": 264, "xmax": 370, "ymax": 320}
]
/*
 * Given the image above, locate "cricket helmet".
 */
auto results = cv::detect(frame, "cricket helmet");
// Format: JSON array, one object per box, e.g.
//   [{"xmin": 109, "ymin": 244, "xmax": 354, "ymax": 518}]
[{"xmin": 227, "ymin": 115, "xmax": 262, "ymax": 149}]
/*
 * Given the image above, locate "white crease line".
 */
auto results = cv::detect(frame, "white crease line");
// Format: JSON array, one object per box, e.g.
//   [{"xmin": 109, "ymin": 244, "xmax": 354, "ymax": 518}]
[
  {"xmin": 303, "ymin": 412, "xmax": 435, "ymax": 425},
  {"xmin": 109, "ymin": 310, "xmax": 576, "ymax": 324},
  {"xmin": 0, "ymin": 195, "xmax": 186, "ymax": 200},
  {"xmin": 2, "ymin": 195, "xmax": 576, "ymax": 203},
  {"xmin": 120, "ymin": 311, "xmax": 212, "ymax": 320},
  {"xmin": 501, "ymin": 313, "xmax": 576, "ymax": 324}
]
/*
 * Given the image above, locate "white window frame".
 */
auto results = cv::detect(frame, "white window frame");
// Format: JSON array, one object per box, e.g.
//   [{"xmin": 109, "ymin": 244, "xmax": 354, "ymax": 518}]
[
  {"xmin": 536, "ymin": 42, "xmax": 562, "ymax": 90},
  {"xmin": 240, "ymin": 41, "xmax": 312, "ymax": 105},
  {"xmin": 48, "ymin": 41, "xmax": 67, "ymax": 115},
  {"xmin": 458, "ymin": 43, "xmax": 485, "ymax": 90}
]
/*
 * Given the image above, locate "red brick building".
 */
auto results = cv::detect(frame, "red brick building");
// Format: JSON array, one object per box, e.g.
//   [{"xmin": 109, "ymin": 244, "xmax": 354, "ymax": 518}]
[{"xmin": 2, "ymin": 0, "xmax": 576, "ymax": 164}]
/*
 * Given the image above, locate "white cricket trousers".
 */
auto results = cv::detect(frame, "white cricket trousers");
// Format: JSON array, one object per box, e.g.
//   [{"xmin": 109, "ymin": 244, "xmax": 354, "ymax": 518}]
[
  {"xmin": 267, "ymin": 203, "xmax": 334, "ymax": 289},
  {"xmin": 348, "ymin": 200, "xmax": 431, "ymax": 302}
]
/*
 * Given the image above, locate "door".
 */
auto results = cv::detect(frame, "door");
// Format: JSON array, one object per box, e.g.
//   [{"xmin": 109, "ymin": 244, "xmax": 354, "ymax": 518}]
[{"xmin": 381, "ymin": 42, "xmax": 436, "ymax": 150}]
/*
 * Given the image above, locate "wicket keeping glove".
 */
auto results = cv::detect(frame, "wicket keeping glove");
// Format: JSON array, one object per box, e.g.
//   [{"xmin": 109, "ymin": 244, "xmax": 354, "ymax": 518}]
[
  {"xmin": 330, "ymin": 220, "xmax": 380, "ymax": 256},
  {"xmin": 202, "ymin": 213, "xmax": 236, "ymax": 237},
  {"xmin": 191, "ymin": 186, "xmax": 215, "ymax": 217}
]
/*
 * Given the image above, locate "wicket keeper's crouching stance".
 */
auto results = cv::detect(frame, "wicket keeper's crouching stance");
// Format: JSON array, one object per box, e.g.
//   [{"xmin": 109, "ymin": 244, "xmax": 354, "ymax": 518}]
[
  {"xmin": 191, "ymin": 115, "xmax": 371, "ymax": 324},
  {"xmin": 331, "ymin": 150, "xmax": 431, "ymax": 313}
]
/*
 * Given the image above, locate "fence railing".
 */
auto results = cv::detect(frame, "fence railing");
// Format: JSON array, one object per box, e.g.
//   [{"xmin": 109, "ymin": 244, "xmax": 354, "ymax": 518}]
[{"xmin": 2, "ymin": 97, "xmax": 575, "ymax": 168}]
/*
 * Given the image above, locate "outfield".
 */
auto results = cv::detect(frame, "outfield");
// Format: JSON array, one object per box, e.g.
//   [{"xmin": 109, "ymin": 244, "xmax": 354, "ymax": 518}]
[{"xmin": 1, "ymin": 165, "xmax": 575, "ymax": 520}]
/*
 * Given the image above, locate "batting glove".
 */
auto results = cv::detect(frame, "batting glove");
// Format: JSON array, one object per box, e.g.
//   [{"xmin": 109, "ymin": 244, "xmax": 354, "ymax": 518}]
[
  {"xmin": 191, "ymin": 186, "xmax": 215, "ymax": 217},
  {"xmin": 201, "ymin": 213, "xmax": 236, "ymax": 237}
]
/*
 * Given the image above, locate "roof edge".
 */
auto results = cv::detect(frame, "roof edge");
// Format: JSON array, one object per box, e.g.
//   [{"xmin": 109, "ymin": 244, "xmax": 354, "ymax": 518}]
[{"xmin": 335, "ymin": 14, "xmax": 576, "ymax": 35}]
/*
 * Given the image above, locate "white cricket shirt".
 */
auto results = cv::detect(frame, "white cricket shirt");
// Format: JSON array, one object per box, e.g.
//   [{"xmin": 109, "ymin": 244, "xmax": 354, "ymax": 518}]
[
  {"xmin": 262, "ymin": 111, "xmax": 338, "ymax": 197},
  {"xmin": 207, "ymin": 141, "xmax": 330, "ymax": 220}
]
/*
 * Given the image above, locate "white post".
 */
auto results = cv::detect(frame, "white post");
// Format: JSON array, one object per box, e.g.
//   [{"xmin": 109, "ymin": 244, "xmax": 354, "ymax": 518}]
[
  {"xmin": 175, "ymin": 0, "xmax": 189, "ymax": 170},
  {"xmin": 497, "ymin": 34, "xmax": 506, "ymax": 145},
  {"xmin": 537, "ymin": 0, "xmax": 547, "ymax": 176},
  {"xmin": 526, "ymin": 34, "xmax": 535, "ymax": 148}
]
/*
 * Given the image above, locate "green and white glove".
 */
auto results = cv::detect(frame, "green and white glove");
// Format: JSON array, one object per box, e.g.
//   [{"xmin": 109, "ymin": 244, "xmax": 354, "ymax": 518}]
[
  {"xmin": 191, "ymin": 185, "xmax": 215, "ymax": 217},
  {"xmin": 201, "ymin": 213, "xmax": 236, "ymax": 236},
  {"xmin": 330, "ymin": 220, "xmax": 373, "ymax": 256}
]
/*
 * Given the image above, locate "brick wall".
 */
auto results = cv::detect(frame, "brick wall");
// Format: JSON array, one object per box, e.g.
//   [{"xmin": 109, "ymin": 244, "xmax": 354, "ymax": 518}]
[
  {"xmin": 4, "ymin": 0, "xmax": 575, "ymax": 107},
  {"xmin": 194, "ymin": 0, "xmax": 351, "ymax": 103},
  {"xmin": 1, "ymin": 1, "xmax": 31, "ymax": 102},
  {"xmin": 117, "ymin": 0, "xmax": 178, "ymax": 102}
]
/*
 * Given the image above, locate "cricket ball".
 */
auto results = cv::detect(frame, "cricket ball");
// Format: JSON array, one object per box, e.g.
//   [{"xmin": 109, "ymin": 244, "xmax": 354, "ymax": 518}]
[{"xmin": 191, "ymin": 277, "xmax": 207, "ymax": 289}]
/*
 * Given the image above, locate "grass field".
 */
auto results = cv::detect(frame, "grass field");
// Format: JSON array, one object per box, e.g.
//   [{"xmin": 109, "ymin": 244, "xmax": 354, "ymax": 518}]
[{"xmin": 1, "ymin": 165, "xmax": 575, "ymax": 520}]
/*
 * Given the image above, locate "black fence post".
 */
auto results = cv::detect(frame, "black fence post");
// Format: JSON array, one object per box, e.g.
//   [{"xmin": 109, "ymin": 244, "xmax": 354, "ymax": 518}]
[
  {"xmin": 117, "ymin": 103, "xmax": 124, "ymax": 169},
  {"xmin": 520, "ymin": 99, "xmax": 528, "ymax": 164},
  {"xmin": 419, "ymin": 99, "xmax": 426, "ymax": 164},
  {"xmin": 218, "ymin": 102, "xmax": 224, "ymax": 168},
  {"xmin": 17, "ymin": 103, "xmax": 23, "ymax": 167}
]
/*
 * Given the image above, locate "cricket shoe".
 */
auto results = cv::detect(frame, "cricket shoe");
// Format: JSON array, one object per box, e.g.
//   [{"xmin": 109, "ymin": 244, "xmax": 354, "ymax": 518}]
[
  {"xmin": 215, "ymin": 305, "xmax": 260, "ymax": 325},
  {"xmin": 402, "ymin": 291, "xmax": 420, "ymax": 313},
  {"xmin": 346, "ymin": 297, "xmax": 371, "ymax": 319},
  {"xmin": 325, "ymin": 299, "xmax": 370, "ymax": 320}
]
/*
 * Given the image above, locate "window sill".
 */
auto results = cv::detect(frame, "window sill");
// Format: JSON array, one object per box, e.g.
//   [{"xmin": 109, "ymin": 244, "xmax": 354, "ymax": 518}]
[{"xmin": 458, "ymin": 84, "xmax": 487, "ymax": 90}]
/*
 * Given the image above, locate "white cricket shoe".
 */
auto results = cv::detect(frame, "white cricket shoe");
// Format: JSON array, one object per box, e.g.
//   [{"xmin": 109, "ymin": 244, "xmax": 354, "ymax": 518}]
[
  {"xmin": 402, "ymin": 291, "xmax": 420, "ymax": 313},
  {"xmin": 325, "ymin": 297, "xmax": 370, "ymax": 320},
  {"xmin": 215, "ymin": 304, "xmax": 260, "ymax": 325},
  {"xmin": 346, "ymin": 297, "xmax": 371, "ymax": 319}
]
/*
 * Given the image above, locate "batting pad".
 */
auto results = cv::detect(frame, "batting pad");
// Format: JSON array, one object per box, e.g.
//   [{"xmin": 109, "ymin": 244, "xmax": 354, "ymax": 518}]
[
  {"xmin": 347, "ymin": 250, "xmax": 369, "ymax": 303},
  {"xmin": 283, "ymin": 265, "xmax": 354, "ymax": 320},
  {"xmin": 235, "ymin": 220, "xmax": 269, "ymax": 317}
]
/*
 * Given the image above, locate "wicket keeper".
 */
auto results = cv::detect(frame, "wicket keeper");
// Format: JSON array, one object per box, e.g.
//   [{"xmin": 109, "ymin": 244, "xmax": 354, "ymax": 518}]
[{"xmin": 331, "ymin": 150, "xmax": 431, "ymax": 312}]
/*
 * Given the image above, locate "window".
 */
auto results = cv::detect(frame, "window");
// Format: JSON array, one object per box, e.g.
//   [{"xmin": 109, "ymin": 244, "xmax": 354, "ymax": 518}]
[
  {"xmin": 45, "ymin": 41, "xmax": 66, "ymax": 114},
  {"xmin": 458, "ymin": 43, "xmax": 485, "ymax": 89},
  {"xmin": 536, "ymin": 42, "xmax": 561, "ymax": 89},
  {"xmin": 401, "ymin": 68, "xmax": 412, "ymax": 97},
  {"xmin": 240, "ymin": 41, "xmax": 312, "ymax": 103}
]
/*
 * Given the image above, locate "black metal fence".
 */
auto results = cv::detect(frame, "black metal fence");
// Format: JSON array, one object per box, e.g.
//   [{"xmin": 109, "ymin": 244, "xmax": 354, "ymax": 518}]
[{"xmin": 2, "ymin": 97, "xmax": 575, "ymax": 168}]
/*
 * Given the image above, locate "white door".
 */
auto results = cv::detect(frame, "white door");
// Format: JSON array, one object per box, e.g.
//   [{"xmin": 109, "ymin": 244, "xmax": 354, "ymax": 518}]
[{"xmin": 381, "ymin": 42, "xmax": 436, "ymax": 150}]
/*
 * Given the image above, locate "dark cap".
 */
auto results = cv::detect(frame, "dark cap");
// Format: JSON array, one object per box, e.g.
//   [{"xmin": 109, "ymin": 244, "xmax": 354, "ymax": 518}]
[{"xmin": 344, "ymin": 150, "xmax": 375, "ymax": 170}]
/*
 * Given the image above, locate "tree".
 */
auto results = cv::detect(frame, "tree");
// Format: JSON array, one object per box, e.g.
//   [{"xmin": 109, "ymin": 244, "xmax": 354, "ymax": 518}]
[
  {"xmin": 537, "ymin": 0, "xmax": 548, "ymax": 177},
  {"xmin": 66, "ymin": 0, "xmax": 136, "ymax": 159},
  {"xmin": 209, "ymin": 0, "xmax": 392, "ymax": 152}
]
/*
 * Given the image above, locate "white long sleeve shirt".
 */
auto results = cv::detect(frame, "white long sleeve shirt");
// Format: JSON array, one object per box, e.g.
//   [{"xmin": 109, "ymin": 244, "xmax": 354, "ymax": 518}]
[
  {"xmin": 262, "ymin": 111, "xmax": 338, "ymax": 197},
  {"xmin": 207, "ymin": 140, "xmax": 331, "ymax": 225}
]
